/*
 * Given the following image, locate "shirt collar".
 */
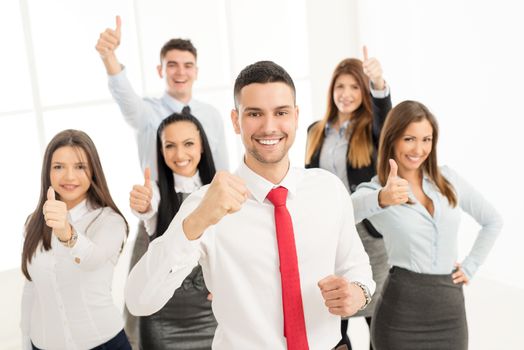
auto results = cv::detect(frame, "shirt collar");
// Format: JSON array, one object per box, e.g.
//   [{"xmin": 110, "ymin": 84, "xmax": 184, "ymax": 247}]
[
  {"xmin": 162, "ymin": 93, "xmax": 193, "ymax": 113},
  {"xmin": 173, "ymin": 171, "xmax": 203, "ymax": 193},
  {"xmin": 325, "ymin": 119, "xmax": 350, "ymax": 134},
  {"xmin": 235, "ymin": 157, "xmax": 299, "ymax": 204},
  {"xmin": 68, "ymin": 199, "xmax": 90, "ymax": 223}
]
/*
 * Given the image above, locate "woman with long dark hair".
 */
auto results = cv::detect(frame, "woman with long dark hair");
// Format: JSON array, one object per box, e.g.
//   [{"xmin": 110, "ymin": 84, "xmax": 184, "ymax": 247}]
[
  {"xmin": 21, "ymin": 129, "xmax": 130, "ymax": 349},
  {"xmin": 128, "ymin": 112, "xmax": 217, "ymax": 349},
  {"xmin": 305, "ymin": 47, "xmax": 391, "ymax": 349},
  {"xmin": 352, "ymin": 100, "xmax": 503, "ymax": 349}
]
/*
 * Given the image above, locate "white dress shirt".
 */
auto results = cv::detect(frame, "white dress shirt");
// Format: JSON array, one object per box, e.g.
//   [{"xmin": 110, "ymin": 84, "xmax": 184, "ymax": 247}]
[
  {"xmin": 125, "ymin": 160, "xmax": 374, "ymax": 349},
  {"xmin": 108, "ymin": 68, "xmax": 229, "ymax": 179},
  {"xmin": 21, "ymin": 200, "xmax": 127, "ymax": 350},
  {"xmin": 351, "ymin": 166, "xmax": 503, "ymax": 279}
]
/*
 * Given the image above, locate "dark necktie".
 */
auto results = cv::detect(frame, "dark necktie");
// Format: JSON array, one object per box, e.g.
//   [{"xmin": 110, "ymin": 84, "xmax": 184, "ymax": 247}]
[
  {"xmin": 181, "ymin": 105, "xmax": 191, "ymax": 115},
  {"xmin": 266, "ymin": 186, "xmax": 309, "ymax": 350}
]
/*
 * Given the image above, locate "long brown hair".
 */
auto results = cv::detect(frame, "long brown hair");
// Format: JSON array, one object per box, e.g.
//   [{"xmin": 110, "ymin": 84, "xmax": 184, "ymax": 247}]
[
  {"xmin": 377, "ymin": 101, "xmax": 457, "ymax": 206},
  {"xmin": 21, "ymin": 130, "xmax": 129, "ymax": 280},
  {"xmin": 306, "ymin": 58, "xmax": 374, "ymax": 168}
]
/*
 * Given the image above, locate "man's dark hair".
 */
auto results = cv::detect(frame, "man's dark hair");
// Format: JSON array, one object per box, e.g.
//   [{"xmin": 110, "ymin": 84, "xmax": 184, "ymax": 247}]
[
  {"xmin": 233, "ymin": 61, "xmax": 296, "ymax": 108},
  {"xmin": 160, "ymin": 38, "xmax": 197, "ymax": 63}
]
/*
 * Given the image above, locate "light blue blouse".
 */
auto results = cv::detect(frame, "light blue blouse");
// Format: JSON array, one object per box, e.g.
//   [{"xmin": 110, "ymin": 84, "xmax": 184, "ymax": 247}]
[
  {"xmin": 318, "ymin": 84, "xmax": 390, "ymax": 193},
  {"xmin": 319, "ymin": 120, "xmax": 351, "ymax": 191},
  {"xmin": 351, "ymin": 166, "xmax": 503, "ymax": 279}
]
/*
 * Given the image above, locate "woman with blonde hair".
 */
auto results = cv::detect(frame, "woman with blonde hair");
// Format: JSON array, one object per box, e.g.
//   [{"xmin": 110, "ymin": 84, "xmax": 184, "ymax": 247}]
[
  {"xmin": 352, "ymin": 100, "xmax": 503, "ymax": 349},
  {"xmin": 305, "ymin": 47, "xmax": 391, "ymax": 349}
]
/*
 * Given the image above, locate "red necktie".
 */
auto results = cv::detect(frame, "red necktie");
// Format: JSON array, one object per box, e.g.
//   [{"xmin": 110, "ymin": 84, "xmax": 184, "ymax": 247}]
[{"xmin": 267, "ymin": 186, "xmax": 309, "ymax": 350}]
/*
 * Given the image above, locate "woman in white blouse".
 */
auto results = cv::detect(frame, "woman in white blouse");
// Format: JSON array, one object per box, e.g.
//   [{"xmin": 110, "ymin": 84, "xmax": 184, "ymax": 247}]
[
  {"xmin": 127, "ymin": 112, "xmax": 217, "ymax": 349},
  {"xmin": 21, "ymin": 129, "xmax": 130, "ymax": 349},
  {"xmin": 351, "ymin": 100, "xmax": 503, "ymax": 350}
]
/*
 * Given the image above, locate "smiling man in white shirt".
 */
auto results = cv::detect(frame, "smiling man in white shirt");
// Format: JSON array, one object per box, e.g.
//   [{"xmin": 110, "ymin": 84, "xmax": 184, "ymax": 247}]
[
  {"xmin": 125, "ymin": 61, "xmax": 374, "ymax": 349},
  {"xmin": 95, "ymin": 16, "xmax": 229, "ymax": 178}
]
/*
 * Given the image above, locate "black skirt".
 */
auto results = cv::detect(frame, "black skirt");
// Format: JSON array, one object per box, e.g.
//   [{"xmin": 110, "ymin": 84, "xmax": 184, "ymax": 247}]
[
  {"xmin": 371, "ymin": 266, "xmax": 468, "ymax": 350},
  {"xmin": 139, "ymin": 265, "xmax": 217, "ymax": 350}
]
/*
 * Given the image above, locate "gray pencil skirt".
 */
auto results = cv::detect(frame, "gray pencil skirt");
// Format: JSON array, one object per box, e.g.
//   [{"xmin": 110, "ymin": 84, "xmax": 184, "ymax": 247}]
[{"xmin": 371, "ymin": 266, "xmax": 468, "ymax": 350}]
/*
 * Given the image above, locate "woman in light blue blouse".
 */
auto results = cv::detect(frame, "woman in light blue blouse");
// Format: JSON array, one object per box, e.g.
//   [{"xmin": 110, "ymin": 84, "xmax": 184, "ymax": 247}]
[{"xmin": 351, "ymin": 100, "xmax": 503, "ymax": 350}]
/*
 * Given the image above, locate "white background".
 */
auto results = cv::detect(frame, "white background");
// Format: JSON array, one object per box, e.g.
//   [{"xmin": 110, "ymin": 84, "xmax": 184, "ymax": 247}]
[{"xmin": 1, "ymin": 0, "xmax": 523, "ymax": 348}]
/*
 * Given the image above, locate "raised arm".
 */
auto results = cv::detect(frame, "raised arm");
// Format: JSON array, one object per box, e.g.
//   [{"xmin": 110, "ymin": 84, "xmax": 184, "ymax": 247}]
[
  {"xmin": 351, "ymin": 159, "xmax": 409, "ymax": 223},
  {"xmin": 95, "ymin": 15, "xmax": 153, "ymax": 130},
  {"xmin": 125, "ymin": 171, "xmax": 248, "ymax": 315},
  {"xmin": 130, "ymin": 167, "xmax": 160, "ymax": 235},
  {"xmin": 183, "ymin": 171, "xmax": 247, "ymax": 240},
  {"xmin": 362, "ymin": 46, "xmax": 392, "ymax": 140},
  {"xmin": 69, "ymin": 210, "xmax": 127, "ymax": 271},
  {"xmin": 42, "ymin": 188, "xmax": 126, "ymax": 271},
  {"xmin": 95, "ymin": 15, "xmax": 122, "ymax": 76}
]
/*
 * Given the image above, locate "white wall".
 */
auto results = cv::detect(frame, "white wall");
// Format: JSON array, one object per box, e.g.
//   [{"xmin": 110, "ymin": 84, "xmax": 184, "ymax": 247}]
[
  {"xmin": 354, "ymin": 0, "xmax": 524, "ymax": 288},
  {"xmin": 1, "ymin": 0, "xmax": 523, "ymax": 348}
]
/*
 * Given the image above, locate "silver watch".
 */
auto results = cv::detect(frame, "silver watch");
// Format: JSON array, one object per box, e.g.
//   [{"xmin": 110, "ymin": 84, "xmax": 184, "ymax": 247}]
[{"xmin": 351, "ymin": 281, "xmax": 371, "ymax": 310}]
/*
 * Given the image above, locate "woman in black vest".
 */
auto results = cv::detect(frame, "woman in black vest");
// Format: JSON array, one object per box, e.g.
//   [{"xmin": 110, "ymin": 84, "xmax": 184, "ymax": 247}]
[
  {"xmin": 305, "ymin": 47, "xmax": 391, "ymax": 350},
  {"xmin": 129, "ymin": 112, "xmax": 217, "ymax": 349}
]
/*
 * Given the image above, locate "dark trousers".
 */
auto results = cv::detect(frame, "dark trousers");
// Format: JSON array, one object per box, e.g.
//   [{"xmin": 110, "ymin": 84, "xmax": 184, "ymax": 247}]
[{"xmin": 32, "ymin": 329, "xmax": 131, "ymax": 350}]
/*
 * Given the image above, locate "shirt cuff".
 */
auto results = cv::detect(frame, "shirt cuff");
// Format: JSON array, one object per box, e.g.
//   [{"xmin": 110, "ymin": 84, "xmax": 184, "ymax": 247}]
[
  {"xmin": 132, "ymin": 207, "xmax": 155, "ymax": 221},
  {"xmin": 460, "ymin": 259, "xmax": 477, "ymax": 280},
  {"xmin": 69, "ymin": 229, "xmax": 91, "ymax": 262},
  {"xmin": 370, "ymin": 81, "xmax": 390, "ymax": 98},
  {"xmin": 107, "ymin": 66, "xmax": 127, "ymax": 85}
]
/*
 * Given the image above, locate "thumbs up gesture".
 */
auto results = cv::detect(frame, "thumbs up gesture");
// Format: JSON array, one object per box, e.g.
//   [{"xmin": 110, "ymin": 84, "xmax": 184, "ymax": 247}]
[
  {"xmin": 362, "ymin": 45, "xmax": 385, "ymax": 91},
  {"xmin": 95, "ymin": 15, "xmax": 122, "ymax": 59},
  {"xmin": 378, "ymin": 159, "xmax": 410, "ymax": 207},
  {"xmin": 43, "ymin": 187, "xmax": 72, "ymax": 241},
  {"xmin": 130, "ymin": 167, "xmax": 153, "ymax": 214}
]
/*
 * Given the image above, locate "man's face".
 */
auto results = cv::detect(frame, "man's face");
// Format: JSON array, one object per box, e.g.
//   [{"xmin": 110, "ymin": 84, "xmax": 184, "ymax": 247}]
[
  {"xmin": 157, "ymin": 49, "xmax": 198, "ymax": 103},
  {"xmin": 231, "ymin": 82, "xmax": 298, "ymax": 172}
]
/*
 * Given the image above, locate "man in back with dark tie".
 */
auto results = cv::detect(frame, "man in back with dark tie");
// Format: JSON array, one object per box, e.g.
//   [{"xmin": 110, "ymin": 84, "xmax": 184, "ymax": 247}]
[
  {"xmin": 125, "ymin": 60, "xmax": 375, "ymax": 349},
  {"xmin": 95, "ymin": 15, "xmax": 229, "ymax": 177}
]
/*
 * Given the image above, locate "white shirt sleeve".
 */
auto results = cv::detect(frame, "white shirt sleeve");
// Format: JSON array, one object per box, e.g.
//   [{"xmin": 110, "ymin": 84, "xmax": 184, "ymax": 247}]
[
  {"xmin": 20, "ymin": 278, "xmax": 33, "ymax": 350},
  {"xmin": 335, "ymin": 181, "xmax": 376, "ymax": 295},
  {"xmin": 369, "ymin": 81, "xmax": 390, "ymax": 99},
  {"xmin": 125, "ymin": 193, "xmax": 205, "ymax": 316},
  {"xmin": 107, "ymin": 67, "xmax": 154, "ymax": 131},
  {"xmin": 69, "ymin": 210, "xmax": 127, "ymax": 271},
  {"xmin": 211, "ymin": 111, "xmax": 230, "ymax": 171}
]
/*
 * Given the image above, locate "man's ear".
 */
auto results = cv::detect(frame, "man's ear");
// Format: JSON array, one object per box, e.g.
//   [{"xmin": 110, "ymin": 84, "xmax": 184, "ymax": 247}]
[
  {"xmin": 231, "ymin": 109, "xmax": 241, "ymax": 134},
  {"xmin": 157, "ymin": 64, "xmax": 163, "ymax": 79}
]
